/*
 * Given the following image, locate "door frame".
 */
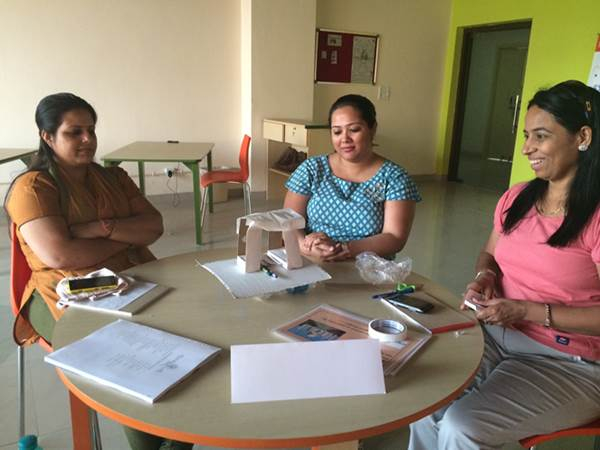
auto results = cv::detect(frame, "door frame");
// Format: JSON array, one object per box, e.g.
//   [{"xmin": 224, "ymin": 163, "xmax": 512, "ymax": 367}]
[{"xmin": 447, "ymin": 20, "xmax": 532, "ymax": 182}]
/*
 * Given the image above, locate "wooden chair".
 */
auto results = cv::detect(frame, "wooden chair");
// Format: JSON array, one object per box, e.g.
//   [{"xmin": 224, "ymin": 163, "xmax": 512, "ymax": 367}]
[
  {"xmin": 519, "ymin": 418, "xmax": 600, "ymax": 449},
  {"xmin": 200, "ymin": 134, "xmax": 252, "ymax": 226},
  {"xmin": 10, "ymin": 222, "xmax": 102, "ymax": 449}
]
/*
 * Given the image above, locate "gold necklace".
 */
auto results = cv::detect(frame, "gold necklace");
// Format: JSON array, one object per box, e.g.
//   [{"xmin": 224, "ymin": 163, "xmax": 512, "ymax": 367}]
[{"xmin": 536, "ymin": 200, "xmax": 566, "ymax": 216}]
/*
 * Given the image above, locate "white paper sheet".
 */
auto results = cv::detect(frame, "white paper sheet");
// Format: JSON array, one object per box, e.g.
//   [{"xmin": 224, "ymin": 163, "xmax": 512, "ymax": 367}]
[
  {"xmin": 230, "ymin": 339, "xmax": 386, "ymax": 404},
  {"xmin": 201, "ymin": 258, "xmax": 331, "ymax": 299}
]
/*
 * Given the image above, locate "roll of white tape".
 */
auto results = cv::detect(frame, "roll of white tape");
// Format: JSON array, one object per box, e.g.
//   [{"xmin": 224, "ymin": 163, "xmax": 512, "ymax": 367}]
[{"xmin": 368, "ymin": 318, "xmax": 407, "ymax": 342}]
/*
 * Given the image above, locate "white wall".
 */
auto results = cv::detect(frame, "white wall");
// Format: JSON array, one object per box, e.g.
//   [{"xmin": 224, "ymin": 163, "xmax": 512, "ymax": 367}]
[
  {"xmin": 250, "ymin": 0, "xmax": 316, "ymax": 192},
  {"xmin": 314, "ymin": 0, "xmax": 452, "ymax": 175},
  {"xmin": 0, "ymin": 0, "xmax": 241, "ymax": 196},
  {"xmin": 241, "ymin": 0, "xmax": 253, "ymax": 137}
]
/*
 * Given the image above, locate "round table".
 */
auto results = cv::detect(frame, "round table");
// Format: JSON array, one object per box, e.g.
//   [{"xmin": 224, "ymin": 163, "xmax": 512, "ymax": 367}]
[{"xmin": 52, "ymin": 250, "xmax": 484, "ymax": 449}]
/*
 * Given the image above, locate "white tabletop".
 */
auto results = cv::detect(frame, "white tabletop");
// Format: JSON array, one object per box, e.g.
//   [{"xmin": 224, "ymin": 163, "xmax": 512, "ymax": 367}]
[
  {"xmin": 102, "ymin": 141, "xmax": 213, "ymax": 163},
  {"xmin": 52, "ymin": 250, "xmax": 483, "ymax": 448}
]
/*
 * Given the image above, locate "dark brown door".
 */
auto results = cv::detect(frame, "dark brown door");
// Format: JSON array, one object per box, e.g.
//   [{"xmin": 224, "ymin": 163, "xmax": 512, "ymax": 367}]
[{"xmin": 448, "ymin": 23, "xmax": 530, "ymax": 191}]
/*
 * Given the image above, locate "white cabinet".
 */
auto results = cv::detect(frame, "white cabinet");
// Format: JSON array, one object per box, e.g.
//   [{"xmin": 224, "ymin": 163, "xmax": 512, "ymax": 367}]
[{"xmin": 263, "ymin": 119, "xmax": 332, "ymax": 200}]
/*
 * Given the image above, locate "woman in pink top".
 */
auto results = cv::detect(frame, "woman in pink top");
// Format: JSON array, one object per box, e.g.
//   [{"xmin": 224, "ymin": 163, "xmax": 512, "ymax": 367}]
[{"xmin": 409, "ymin": 81, "xmax": 600, "ymax": 449}]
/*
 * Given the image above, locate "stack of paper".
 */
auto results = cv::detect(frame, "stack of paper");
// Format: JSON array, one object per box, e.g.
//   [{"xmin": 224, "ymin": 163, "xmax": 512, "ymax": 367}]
[{"xmin": 45, "ymin": 319, "xmax": 221, "ymax": 403}]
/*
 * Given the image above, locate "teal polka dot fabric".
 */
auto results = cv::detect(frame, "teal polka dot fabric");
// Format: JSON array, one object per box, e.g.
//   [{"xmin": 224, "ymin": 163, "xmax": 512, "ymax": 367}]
[{"xmin": 285, "ymin": 155, "xmax": 421, "ymax": 242}]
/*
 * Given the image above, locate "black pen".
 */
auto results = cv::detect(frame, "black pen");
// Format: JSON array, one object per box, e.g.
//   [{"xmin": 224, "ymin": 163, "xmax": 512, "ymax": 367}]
[{"xmin": 371, "ymin": 290, "xmax": 398, "ymax": 300}]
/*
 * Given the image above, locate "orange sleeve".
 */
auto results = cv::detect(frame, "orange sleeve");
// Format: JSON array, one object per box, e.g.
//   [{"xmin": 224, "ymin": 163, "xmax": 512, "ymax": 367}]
[
  {"xmin": 108, "ymin": 166, "xmax": 160, "ymax": 215},
  {"xmin": 6, "ymin": 172, "xmax": 62, "ymax": 227}
]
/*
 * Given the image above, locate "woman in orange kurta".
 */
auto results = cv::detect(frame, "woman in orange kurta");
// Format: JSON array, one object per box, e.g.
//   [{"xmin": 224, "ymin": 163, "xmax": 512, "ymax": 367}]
[
  {"xmin": 5, "ymin": 93, "xmax": 163, "ymax": 345},
  {"xmin": 8, "ymin": 164, "xmax": 160, "ymax": 341},
  {"xmin": 5, "ymin": 93, "xmax": 191, "ymax": 450}
]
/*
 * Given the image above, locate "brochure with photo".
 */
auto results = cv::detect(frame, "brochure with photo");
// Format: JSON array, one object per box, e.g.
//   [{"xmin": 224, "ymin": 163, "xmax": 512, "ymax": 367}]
[{"xmin": 274, "ymin": 304, "xmax": 431, "ymax": 376}]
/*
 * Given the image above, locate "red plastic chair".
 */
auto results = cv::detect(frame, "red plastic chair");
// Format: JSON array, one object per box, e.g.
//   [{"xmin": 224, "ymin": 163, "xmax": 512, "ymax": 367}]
[
  {"xmin": 10, "ymin": 222, "xmax": 50, "ymax": 347},
  {"xmin": 200, "ymin": 135, "xmax": 251, "ymax": 226},
  {"xmin": 10, "ymin": 222, "xmax": 48, "ymax": 440},
  {"xmin": 519, "ymin": 418, "xmax": 600, "ymax": 449},
  {"xmin": 10, "ymin": 222, "xmax": 102, "ymax": 448}
]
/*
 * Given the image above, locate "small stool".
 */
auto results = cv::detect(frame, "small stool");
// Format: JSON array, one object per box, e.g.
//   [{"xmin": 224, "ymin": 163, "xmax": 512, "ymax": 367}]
[{"xmin": 519, "ymin": 418, "xmax": 600, "ymax": 449}]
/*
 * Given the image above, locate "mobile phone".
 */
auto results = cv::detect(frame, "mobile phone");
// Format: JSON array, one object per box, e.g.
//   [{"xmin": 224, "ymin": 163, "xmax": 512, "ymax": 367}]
[
  {"xmin": 67, "ymin": 276, "xmax": 118, "ymax": 294},
  {"xmin": 385, "ymin": 295, "xmax": 434, "ymax": 314}
]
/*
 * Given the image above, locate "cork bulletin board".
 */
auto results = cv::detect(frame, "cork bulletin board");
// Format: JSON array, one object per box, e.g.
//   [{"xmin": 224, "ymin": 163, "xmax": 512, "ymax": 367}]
[{"xmin": 315, "ymin": 28, "xmax": 379, "ymax": 84}]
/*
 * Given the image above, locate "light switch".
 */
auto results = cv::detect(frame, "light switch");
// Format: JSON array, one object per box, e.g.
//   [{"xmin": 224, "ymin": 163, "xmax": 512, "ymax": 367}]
[{"xmin": 378, "ymin": 85, "xmax": 390, "ymax": 100}]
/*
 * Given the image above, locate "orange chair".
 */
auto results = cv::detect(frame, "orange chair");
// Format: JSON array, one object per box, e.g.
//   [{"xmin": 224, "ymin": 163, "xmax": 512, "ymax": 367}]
[
  {"xmin": 10, "ymin": 222, "xmax": 102, "ymax": 449},
  {"xmin": 519, "ymin": 418, "xmax": 600, "ymax": 449},
  {"xmin": 200, "ymin": 135, "xmax": 251, "ymax": 226}
]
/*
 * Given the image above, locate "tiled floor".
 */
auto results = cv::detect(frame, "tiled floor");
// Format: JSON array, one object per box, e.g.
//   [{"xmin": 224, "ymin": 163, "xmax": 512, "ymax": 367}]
[{"xmin": 0, "ymin": 180, "xmax": 594, "ymax": 449}]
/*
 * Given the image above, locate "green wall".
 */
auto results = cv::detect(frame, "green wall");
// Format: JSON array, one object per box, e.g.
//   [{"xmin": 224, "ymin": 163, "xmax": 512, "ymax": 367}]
[{"xmin": 437, "ymin": 0, "xmax": 600, "ymax": 185}]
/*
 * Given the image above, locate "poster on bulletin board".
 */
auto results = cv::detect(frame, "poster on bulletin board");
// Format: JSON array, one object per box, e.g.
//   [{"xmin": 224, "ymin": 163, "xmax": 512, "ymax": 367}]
[
  {"xmin": 315, "ymin": 28, "xmax": 379, "ymax": 84},
  {"xmin": 588, "ymin": 34, "xmax": 600, "ymax": 92}
]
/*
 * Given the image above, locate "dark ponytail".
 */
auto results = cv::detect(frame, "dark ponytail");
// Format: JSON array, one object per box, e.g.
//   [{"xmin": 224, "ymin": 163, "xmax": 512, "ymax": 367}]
[
  {"xmin": 503, "ymin": 80, "xmax": 600, "ymax": 246},
  {"xmin": 3, "ymin": 93, "xmax": 97, "ymax": 219},
  {"xmin": 30, "ymin": 93, "xmax": 97, "ymax": 172}
]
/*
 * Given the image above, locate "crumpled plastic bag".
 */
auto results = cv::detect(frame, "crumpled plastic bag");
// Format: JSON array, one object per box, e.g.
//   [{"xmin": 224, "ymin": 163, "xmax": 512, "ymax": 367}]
[{"xmin": 355, "ymin": 252, "xmax": 412, "ymax": 285}]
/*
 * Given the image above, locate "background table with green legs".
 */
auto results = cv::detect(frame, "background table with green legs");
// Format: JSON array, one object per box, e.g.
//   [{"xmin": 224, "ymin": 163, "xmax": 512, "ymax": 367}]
[{"xmin": 102, "ymin": 141, "xmax": 214, "ymax": 245}]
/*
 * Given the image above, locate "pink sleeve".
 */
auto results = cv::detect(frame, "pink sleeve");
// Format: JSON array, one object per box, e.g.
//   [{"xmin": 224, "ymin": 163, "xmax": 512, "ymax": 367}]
[
  {"xmin": 493, "ymin": 186, "xmax": 520, "ymax": 234},
  {"xmin": 586, "ymin": 209, "xmax": 600, "ymax": 264}
]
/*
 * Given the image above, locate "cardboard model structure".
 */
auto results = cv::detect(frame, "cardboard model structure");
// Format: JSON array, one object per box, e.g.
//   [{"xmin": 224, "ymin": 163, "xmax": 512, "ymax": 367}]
[{"xmin": 237, "ymin": 208, "xmax": 305, "ymax": 273}]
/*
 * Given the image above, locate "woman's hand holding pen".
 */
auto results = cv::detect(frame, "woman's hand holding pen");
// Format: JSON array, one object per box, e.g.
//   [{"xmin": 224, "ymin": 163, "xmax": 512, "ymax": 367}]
[
  {"xmin": 462, "ymin": 269, "xmax": 529, "ymax": 327},
  {"xmin": 462, "ymin": 270, "xmax": 499, "ymax": 308},
  {"xmin": 470, "ymin": 297, "xmax": 528, "ymax": 327}
]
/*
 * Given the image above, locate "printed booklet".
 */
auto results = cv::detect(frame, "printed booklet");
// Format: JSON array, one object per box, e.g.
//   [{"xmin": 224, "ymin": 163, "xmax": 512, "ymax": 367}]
[
  {"xmin": 45, "ymin": 319, "xmax": 221, "ymax": 403},
  {"xmin": 274, "ymin": 304, "xmax": 430, "ymax": 376}
]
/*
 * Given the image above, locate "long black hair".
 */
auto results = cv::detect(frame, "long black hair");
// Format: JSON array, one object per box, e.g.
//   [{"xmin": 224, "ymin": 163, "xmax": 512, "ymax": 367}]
[
  {"xmin": 3, "ymin": 93, "xmax": 97, "ymax": 217},
  {"xmin": 502, "ymin": 80, "xmax": 600, "ymax": 246}
]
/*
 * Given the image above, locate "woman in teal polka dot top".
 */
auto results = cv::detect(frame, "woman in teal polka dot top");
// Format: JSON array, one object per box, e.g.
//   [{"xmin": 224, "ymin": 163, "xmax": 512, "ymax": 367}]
[{"xmin": 284, "ymin": 94, "xmax": 421, "ymax": 262}]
